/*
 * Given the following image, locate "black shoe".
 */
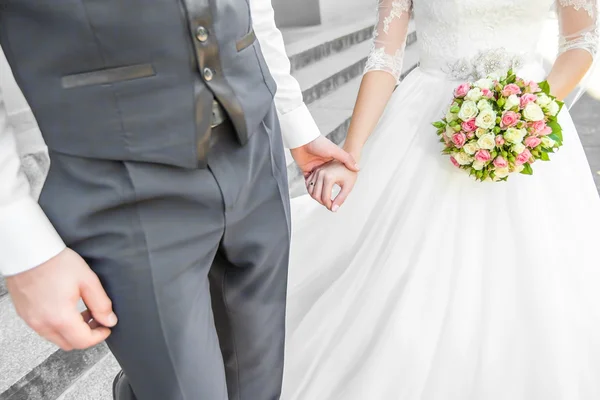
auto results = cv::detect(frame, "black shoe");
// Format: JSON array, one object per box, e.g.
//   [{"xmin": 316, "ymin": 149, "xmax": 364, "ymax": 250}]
[{"xmin": 112, "ymin": 370, "xmax": 136, "ymax": 400}]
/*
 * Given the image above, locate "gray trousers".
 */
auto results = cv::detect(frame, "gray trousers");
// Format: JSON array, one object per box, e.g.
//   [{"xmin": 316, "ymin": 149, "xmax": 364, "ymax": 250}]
[{"xmin": 38, "ymin": 106, "xmax": 291, "ymax": 400}]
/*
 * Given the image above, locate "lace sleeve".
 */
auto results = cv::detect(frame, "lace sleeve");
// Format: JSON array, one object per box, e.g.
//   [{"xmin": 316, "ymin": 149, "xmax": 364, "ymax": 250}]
[
  {"xmin": 557, "ymin": 0, "xmax": 599, "ymax": 58},
  {"xmin": 363, "ymin": 0, "xmax": 413, "ymax": 82}
]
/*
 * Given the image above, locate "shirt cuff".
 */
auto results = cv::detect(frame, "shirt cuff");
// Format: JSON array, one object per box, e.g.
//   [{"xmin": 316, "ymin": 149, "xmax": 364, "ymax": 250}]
[
  {"xmin": 277, "ymin": 103, "xmax": 321, "ymax": 149},
  {"xmin": 0, "ymin": 197, "xmax": 66, "ymax": 276}
]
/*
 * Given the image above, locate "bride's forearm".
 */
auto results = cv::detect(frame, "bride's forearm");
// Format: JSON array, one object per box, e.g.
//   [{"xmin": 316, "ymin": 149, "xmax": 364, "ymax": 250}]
[
  {"xmin": 546, "ymin": 50, "xmax": 593, "ymax": 101},
  {"xmin": 343, "ymin": 71, "xmax": 397, "ymax": 162}
]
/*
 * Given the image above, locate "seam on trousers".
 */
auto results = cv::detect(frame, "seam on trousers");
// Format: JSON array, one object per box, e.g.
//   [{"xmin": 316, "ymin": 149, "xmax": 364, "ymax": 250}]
[
  {"xmin": 221, "ymin": 266, "xmax": 242, "ymax": 400},
  {"xmin": 123, "ymin": 162, "xmax": 189, "ymax": 400}
]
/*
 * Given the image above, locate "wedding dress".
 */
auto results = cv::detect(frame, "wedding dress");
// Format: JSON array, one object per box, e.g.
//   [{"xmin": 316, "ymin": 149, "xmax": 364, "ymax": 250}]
[{"xmin": 282, "ymin": 1, "xmax": 600, "ymax": 399}]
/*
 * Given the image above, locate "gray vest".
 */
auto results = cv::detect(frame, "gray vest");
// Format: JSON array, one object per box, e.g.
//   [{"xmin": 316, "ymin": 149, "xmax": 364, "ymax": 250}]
[{"xmin": 0, "ymin": 0, "xmax": 277, "ymax": 168}]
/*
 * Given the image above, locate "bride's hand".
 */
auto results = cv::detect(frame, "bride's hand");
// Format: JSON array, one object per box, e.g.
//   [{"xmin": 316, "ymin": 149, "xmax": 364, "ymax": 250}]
[{"xmin": 305, "ymin": 160, "xmax": 358, "ymax": 212}]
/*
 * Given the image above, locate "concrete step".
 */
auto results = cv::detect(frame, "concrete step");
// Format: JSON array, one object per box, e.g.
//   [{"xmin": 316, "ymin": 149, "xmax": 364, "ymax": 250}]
[{"xmin": 284, "ymin": 18, "xmax": 374, "ymax": 72}]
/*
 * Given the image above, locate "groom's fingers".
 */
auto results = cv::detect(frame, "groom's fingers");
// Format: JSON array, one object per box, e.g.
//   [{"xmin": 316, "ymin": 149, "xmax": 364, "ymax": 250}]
[{"xmin": 329, "ymin": 147, "xmax": 359, "ymax": 172}]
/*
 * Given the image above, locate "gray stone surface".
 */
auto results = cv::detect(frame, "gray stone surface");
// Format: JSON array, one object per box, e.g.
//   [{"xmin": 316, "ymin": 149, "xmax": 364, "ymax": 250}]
[
  {"xmin": 569, "ymin": 92, "xmax": 600, "ymax": 192},
  {"xmin": 56, "ymin": 354, "xmax": 120, "ymax": 400},
  {"xmin": 0, "ymin": 345, "xmax": 109, "ymax": 400},
  {"xmin": 0, "ymin": 278, "xmax": 6, "ymax": 299},
  {"xmin": 0, "ymin": 296, "xmax": 57, "ymax": 394}
]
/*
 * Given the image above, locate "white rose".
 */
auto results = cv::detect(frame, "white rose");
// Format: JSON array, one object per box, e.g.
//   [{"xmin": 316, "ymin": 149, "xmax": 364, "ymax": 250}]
[
  {"xmin": 536, "ymin": 93, "xmax": 552, "ymax": 106},
  {"xmin": 466, "ymin": 87, "xmax": 483, "ymax": 102},
  {"xmin": 472, "ymin": 160, "xmax": 485, "ymax": 170},
  {"xmin": 504, "ymin": 127, "xmax": 526, "ymax": 145},
  {"xmin": 523, "ymin": 102, "xmax": 545, "ymax": 122},
  {"xmin": 477, "ymin": 133, "xmax": 496, "ymax": 150},
  {"xmin": 477, "ymin": 99, "xmax": 493, "ymax": 111},
  {"xmin": 463, "ymin": 141, "xmax": 480, "ymax": 155},
  {"xmin": 454, "ymin": 152, "xmax": 473, "ymax": 165},
  {"xmin": 494, "ymin": 167, "xmax": 510, "ymax": 178},
  {"xmin": 546, "ymin": 100, "xmax": 559, "ymax": 116},
  {"xmin": 512, "ymin": 142, "xmax": 526, "ymax": 154},
  {"xmin": 504, "ymin": 94, "xmax": 520, "ymax": 110},
  {"xmin": 445, "ymin": 125, "xmax": 455, "ymax": 138},
  {"xmin": 458, "ymin": 100, "xmax": 479, "ymax": 120},
  {"xmin": 541, "ymin": 136, "xmax": 556, "ymax": 148},
  {"xmin": 475, "ymin": 78, "xmax": 494, "ymax": 90},
  {"xmin": 475, "ymin": 109, "xmax": 497, "ymax": 130},
  {"xmin": 475, "ymin": 128, "xmax": 487, "ymax": 138},
  {"xmin": 514, "ymin": 164, "xmax": 525, "ymax": 173},
  {"xmin": 446, "ymin": 109, "xmax": 458, "ymax": 122}
]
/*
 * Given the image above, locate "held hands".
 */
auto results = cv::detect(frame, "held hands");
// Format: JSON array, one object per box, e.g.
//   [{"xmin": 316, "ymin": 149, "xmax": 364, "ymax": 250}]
[
  {"xmin": 6, "ymin": 248, "xmax": 118, "ymax": 351},
  {"xmin": 306, "ymin": 160, "xmax": 358, "ymax": 212},
  {"xmin": 290, "ymin": 135, "xmax": 360, "ymax": 211}
]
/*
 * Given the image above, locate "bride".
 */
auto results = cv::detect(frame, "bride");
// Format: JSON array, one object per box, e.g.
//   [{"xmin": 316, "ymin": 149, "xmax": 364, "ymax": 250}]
[{"xmin": 282, "ymin": 0, "xmax": 600, "ymax": 399}]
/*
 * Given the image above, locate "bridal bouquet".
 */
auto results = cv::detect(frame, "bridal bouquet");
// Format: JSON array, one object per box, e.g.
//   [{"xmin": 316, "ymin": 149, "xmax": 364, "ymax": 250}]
[{"xmin": 432, "ymin": 69, "xmax": 564, "ymax": 182}]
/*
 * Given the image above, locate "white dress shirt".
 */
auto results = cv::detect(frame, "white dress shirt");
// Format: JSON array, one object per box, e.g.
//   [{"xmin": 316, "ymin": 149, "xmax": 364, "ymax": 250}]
[{"xmin": 0, "ymin": 0, "xmax": 320, "ymax": 277}]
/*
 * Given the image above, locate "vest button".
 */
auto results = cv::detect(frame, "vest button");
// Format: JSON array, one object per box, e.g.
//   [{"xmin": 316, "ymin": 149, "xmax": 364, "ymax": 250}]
[
  {"xmin": 203, "ymin": 68, "xmax": 214, "ymax": 81},
  {"xmin": 196, "ymin": 26, "xmax": 209, "ymax": 42}
]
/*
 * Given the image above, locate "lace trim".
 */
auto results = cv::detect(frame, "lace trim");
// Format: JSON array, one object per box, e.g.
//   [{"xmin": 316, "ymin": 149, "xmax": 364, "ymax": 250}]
[
  {"xmin": 364, "ymin": 47, "xmax": 405, "ymax": 81},
  {"xmin": 559, "ymin": 26, "xmax": 600, "ymax": 56},
  {"xmin": 558, "ymin": 0, "xmax": 597, "ymax": 18}
]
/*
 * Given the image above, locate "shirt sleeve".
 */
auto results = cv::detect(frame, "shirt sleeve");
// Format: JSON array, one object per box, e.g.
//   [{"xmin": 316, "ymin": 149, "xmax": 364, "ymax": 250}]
[
  {"xmin": 557, "ymin": 0, "xmax": 599, "ymax": 58},
  {"xmin": 364, "ymin": 0, "xmax": 413, "ymax": 83},
  {"xmin": 249, "ymin": 0, "xmax": 321, "ymax": 149},
  {"xmin": 0, "ymin": 79, "xmax": 66, "ymax": 276}
]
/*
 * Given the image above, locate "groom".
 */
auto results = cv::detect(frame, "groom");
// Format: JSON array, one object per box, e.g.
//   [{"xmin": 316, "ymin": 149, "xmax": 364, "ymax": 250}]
[{"xmin": 0, "ymin": 0, "xmax": 357, "ymax": 399}]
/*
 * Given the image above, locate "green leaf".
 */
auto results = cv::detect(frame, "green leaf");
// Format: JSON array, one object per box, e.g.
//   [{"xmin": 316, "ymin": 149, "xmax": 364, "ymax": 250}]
[
  {"xmin": 433, "ymin": 121, "xmax": 446, "ymax": 129},
  {"xmin": 540, "ymin": 151, "xmax": 550, "ymax": 161},
  {"xmin": 538, "ymin": 80, "xmax": 551, "ymax": 95},
  {"xmin": 547, "ymin": 120, "xmax": 563, "ymax": 142},
  {"xmin": 520, "ymin": 163, "xmax": 533, "ymax": 175}
]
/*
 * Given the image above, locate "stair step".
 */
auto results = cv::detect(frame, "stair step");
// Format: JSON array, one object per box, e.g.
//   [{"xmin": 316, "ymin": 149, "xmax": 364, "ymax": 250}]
[
  {"xmin": 293, "ymin": 40, "xmax": 371, "ymax": 105},
  {"xmin": 284, "ymin": 18, "xmax": 374, "ymax": 72},
  {"xmin": 56, "ymin": 352, "xmax": 119, "ymax": 400}
]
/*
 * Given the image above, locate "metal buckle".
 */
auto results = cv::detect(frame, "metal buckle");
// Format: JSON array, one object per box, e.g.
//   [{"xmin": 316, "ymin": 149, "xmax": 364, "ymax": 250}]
[{"xmin": 211, "ymin": 100, "xmax": 226, "ymax": 128}]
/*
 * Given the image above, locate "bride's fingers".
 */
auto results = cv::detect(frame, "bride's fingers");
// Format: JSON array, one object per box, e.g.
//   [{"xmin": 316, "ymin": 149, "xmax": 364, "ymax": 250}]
[
  {"xmin": 312, "ymin": 171, "xmax": 325, "ymax": 206},
  {"xmin": 332, "ymin": 181, "xmax": 355, "ymax": 212},
  {"xmin": 306, "ymin": 171, "xmax": 317, "ymax": 195},
  {"xmin": 322, "ymin": 177, "xmax": 335, "ymax": 210}
]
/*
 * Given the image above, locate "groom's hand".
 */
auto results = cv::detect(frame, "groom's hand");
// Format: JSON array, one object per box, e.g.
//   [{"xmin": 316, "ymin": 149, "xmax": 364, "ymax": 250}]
[
  {"xmin": 6, "ymin": 248, "xmax": 118, "ymax": 351},
  {"xmin": 290, "ymin": 135, "xmax": 359, "ymax": 177}
]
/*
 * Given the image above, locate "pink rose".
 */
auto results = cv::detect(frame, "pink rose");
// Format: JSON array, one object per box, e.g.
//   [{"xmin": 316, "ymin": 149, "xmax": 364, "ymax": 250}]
[
  {"xmin": 501, "ymin": 111, "xmax": 520, "ymax": 128},
  {"xmin": 515, "ymin": 148, "xmax": 532, "ymax": 166},
  {"xmin": 493, "ymin": 156, "xmax": 508, "ymax": 169},
  {"xmin": 467, "ymin": 131, "xmax": 475, "ymax": 139},
  {"xmin": 452, "ymin": 132, "xmax": 467, "ymax": 148},
  {"xmin": 495, "ymin": 135, "xmax": 505, "ymax": 146},
  {"xmin": 539, "ymin": 126, "xmax": 552, "ymax": 136},
  {"xmin": 524, "ymin": 136, "xmax": 542, "ymax": 148},
  {"xmin": 475, "ymin": 149, "xmax": 491, "ymax": 163},
  {"xmin": 530, "ymin": 120, "xmax": 546, "ymax": 135},
  {"xmin": 481, "ymin": 88, "xmax": 494, "ymax": 98},
  {"xmin": 502, "ymin": 84, "xmax": 522, "ymax": 97},
  {"xmin": 450, "ymin": 156, "xmax": 460, "ymax": 167},
  {"xmin": 520, "ymin": 93, "xmax": 537, "ymax": 108},
  {"xmin": 527, "ymin": 80, "xmax": 541, "ymax": 93},
  {"xmin": 454, "ymin": 83, "xmax": 471, "ymax": 98},
  {"xmin": 461, "ymin": 119, "xmax": 477, "ymax": 132}
]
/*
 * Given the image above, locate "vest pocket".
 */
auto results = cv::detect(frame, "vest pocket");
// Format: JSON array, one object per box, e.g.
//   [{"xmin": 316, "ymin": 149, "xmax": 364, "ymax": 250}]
[
  {"xmin": 236, "ymin": 29, "xmax": 257, "ymax": 52},
  {"xmin": 61, "ymin": 63, "xmax": 156, "ymax": 89}
]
